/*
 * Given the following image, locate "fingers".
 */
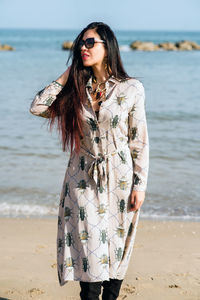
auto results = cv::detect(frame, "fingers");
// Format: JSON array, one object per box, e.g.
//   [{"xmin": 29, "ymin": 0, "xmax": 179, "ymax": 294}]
[
  {"xmin": 130, "ymin": 197, "xmax": 140, "ymax": 212},
  {"xmin": 130, "ymin": 191, "xmax": 145, "ymax": 212}
]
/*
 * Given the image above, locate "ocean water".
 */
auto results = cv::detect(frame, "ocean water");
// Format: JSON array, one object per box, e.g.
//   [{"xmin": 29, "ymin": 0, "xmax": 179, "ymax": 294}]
[{"xmin": 0, "ymin": 28, "xmax": 200, "ymax": 220}]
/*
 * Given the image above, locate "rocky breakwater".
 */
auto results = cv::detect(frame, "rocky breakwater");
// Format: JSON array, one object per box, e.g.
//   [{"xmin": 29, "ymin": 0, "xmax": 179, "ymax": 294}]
[
  {"xmin": 130, "ymin": 40, "xmax": 200, "ymax": 51},
  {"xmin": 62, "ymin": 41, "xmax": 73, "ymax": 50},
  {"xmin": 0, "ymin": 44, "xmax": 14, "ymax": 51}
]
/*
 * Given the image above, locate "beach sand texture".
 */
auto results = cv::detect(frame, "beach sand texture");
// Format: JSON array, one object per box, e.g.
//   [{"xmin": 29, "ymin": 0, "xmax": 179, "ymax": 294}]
[{"xmin": 0, "ymin": 218, "xmax": 199, "ymax": 300}]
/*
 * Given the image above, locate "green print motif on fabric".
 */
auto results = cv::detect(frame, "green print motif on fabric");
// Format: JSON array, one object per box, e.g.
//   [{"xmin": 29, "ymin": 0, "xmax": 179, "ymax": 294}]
[
  {"xmin": 58, "ymin": 216, "xmax": 62, "ymax": 226},
  {"xmin": 118, "ymin": 177, "xmax": 129, "ymax": 190},
  {"xmin": 130, "ymin": 104, "xmax": 136, "ymax": 113},
  {"xmin": 79, "ymin": 156, "xmax": 85, "ymax": 171},
  {"xmin": 96, "ymin": 154, "xmax": 105, "ymax": 164},
  {"xmin": 87, "ymin": 117, "xmax": 97, "ymax": 131},
  {"xmin": 65, "ymin": 232, "xmax": 74, "ymax": 247},
  {"xmin": 64, "ymin": 182, "xmax": 70, "ymax": 197},
  {"xmin": 97, "ymin": 203, "xmax": 107, "ymax": 217},
  {"xmin": 58, "ymin": 238, "xmax": 64, "ymax": 253},
  {"xmin": 111, "ymin": 115, "xmax": 119, "ymax": 128},
  {"xmin": 79, "ymin": 230, "xmax": 89, "ymax": 244},
  {"xmin": 133, "ymin": 173, "xmax": 142, "ymax": 185},
  {"xmin": 116, "ymin": 225, "xmax": 125, "ymax": 238},
  {"xmin": 99, "ymin": 229, "xmax": 108, "ymax": 244},
  {"xmin": 45, "ymin": 96, "xmax": 55, "ymax": 106},
  {"xmin": 64, "ymin": 257, "xmax": 75, "ymax": 271},
  {"xmin": 64, "ymin": 206, "xmax": 73, "ymax": 221},
  {"xmin": 118, "ymin": 199, "xmax": 126, "ymax": 213},
  {"xmin": 77, "ymin": 180, "xmax": 89, "ymax": 193},
  {"xmin": 67, "ymin": 156, "xmax": 72, "ymax": 168},
  {"xmin": 130, "ymin": 127, "xmax": 137, "ymax": 140},
  {"xmin": 82, "ymin": 257, "xmax": 90, "ymax": 272},
  {"xmin": 58, "ymin": 263, "xmax": 63, "ymax": 284},
  {"xmin": 99, "ymin": 254, "xmax": 109, "ymax": 268},
  {"xmin": 59, "ymin": 197, "xmax": 65, "ymax": 208},
  {"xmin": 128, "ymin": 222, "xmax": 134, "ymax": 236},
  {"xmin": 131, "ymin": 149, "xmax": 139, "ymax": 160},
  {"xmin": 59, "ymin": 263, "xmax": 63, "ymax": 274},
  {"xmin": 97, "ymin": 178, "xmax": 106, "ymax": 194},
  {"xmin": 118, "ymin": 151, "xmax": 127, "ymax": 164},
  {"xmin": 115, "ymin": 247, "xmax": 123, "ymax": 261},
  {"xmin": 79, "ymin": 206, "xmax": 87, "ymax": 221},
  {"xmin": 115, "ymin": 95, "xmax": 127, "ymax": 106},
  {"xmin": 94, "ymin": 136, "xmax": 100, "ymax": 144},
  {"xmin": 119, "ymin": 136, "xmax": 127, "ymax": 143}
]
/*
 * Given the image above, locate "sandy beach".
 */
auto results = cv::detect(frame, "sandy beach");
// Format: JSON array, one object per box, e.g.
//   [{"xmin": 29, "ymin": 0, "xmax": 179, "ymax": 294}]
[{"xmin": 0, "ymin": 217, "xmax": 199, "ymax": 300}]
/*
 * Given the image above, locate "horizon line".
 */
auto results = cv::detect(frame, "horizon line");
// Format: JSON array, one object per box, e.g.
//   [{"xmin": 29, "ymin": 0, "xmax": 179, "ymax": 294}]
[{"xmin": 1, "ymin": 27, "xmax": 200, "ymax": 33}]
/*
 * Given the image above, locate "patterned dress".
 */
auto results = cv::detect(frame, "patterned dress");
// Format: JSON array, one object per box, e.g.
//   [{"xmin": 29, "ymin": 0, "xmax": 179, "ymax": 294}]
[{"xmin": 30, "ymin": 75, "xmax": 149, "ymax": 286}]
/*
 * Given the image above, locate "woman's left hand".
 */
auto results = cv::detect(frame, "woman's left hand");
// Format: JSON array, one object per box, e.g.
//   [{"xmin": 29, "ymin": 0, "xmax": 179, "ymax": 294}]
[{"xmin": 130, "ymin": 191, "xmax": 145, "ymax": 212}]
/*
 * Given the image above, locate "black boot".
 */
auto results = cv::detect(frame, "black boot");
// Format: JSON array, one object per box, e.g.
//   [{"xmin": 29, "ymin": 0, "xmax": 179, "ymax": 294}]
[
  {"xmin": 102, "ymin": 278, "xmax": 123, "ymax": 300},
  {"xmin": 79, "ymin": 281, "xmax": 102, "ymax": 300}
]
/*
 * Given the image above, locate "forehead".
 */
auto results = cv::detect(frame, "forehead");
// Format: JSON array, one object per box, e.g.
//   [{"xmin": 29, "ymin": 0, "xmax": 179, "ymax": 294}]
[{"xmin": 82, "ymin": 29, "xmax": 100, "ymax": 40}]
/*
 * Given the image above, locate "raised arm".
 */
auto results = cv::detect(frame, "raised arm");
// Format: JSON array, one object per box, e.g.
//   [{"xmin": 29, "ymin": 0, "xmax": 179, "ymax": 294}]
[
  {"xmin": 29, "ymin": 67, "xmax": 71, "ymax": 118},
  {"xmin": 128, "ymin": 80, "xmax": 149, "ymax": 192}
]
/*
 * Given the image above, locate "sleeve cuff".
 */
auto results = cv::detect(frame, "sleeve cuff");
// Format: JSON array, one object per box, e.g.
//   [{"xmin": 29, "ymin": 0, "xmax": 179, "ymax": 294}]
[{"xmin": 52, "ymin": 80, "xmax": 64, "ymax": 88}]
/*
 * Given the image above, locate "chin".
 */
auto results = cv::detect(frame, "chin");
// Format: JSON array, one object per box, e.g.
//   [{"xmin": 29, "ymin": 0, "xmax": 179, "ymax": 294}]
[{"xmin": 83, "ymin": 61, "xmax": 92, "ymax": 67}]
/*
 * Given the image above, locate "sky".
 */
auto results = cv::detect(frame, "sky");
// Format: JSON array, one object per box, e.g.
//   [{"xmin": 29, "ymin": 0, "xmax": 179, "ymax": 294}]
[{"xmin": 0, "ymin": 0, "xmax": 200, "ymax": 31}]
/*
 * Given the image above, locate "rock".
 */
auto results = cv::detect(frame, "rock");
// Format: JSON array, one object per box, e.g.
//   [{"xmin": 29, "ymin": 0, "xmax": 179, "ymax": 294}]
[
  {"xmin": 62, "ymin": 41, "xmax": 73, "ymax": 50},
  {"xmin": 130, "ymin": 40, "xmax": 200, "ymax": 51},
  {"xmin": 175, "ymin": 40, "xmax": 193, "ymax": 50},
  {"xmin": 0, "ymin": 44, "xmax": 14, "ymax": 51},
  {"xmin": 178, "ymin": 40, "xmax": 200, "ymax": 50},
  {"xmin": 189, "ymin": 41, "xmax": 200, "ymax": 50},
  {"xmin": 158, "ymin": 42, "xmax": 178, "ymax": 51},
  {"xmin": 130, "ymin": 41, "xmax": 159, "ymax": 51}
]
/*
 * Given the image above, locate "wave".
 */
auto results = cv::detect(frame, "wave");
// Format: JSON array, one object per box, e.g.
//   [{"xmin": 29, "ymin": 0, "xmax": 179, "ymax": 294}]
[
  {"xmin": 0, "ymin": 146, "xmax": 61, "ymax": 159},
  {"xmin": 0, "ymin": 202, "xmax": 58, "ymax": 217},
  {"xmin": 0, "ymin": 202, "xmax": 199, "ymax": 221},
  {"xmin": 148, "ymin": 111, "xmax": 200, "ymax": 121},
  {"xmin": 140, "ymin": 213, "xmax": 200, "ymax": 222},
  {"xmin": 119, "ymin": 45, "xmax": 131, "ymax": 52}
]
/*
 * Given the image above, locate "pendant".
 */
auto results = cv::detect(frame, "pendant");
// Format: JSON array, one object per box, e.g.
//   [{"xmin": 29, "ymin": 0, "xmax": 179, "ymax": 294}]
[
  {"xmin": 96, "ymin": 92, "xmax": 102, "ymax": 99},
  {"xmin": 92, "ymin": 88, "xmax": 97, "ymax": 95}
]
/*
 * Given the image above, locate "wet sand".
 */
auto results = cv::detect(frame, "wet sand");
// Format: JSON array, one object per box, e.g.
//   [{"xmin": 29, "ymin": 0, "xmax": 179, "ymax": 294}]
[{"xmin": 0, "ymin": 218, "xmax": 199, "ymax": 299}]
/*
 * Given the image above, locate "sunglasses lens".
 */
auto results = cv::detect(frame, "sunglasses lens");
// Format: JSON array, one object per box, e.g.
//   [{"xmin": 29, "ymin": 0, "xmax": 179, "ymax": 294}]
[
  {"xmin": 85, "ymin": 38, "xmax": 94, "ymax": 49},
  {"xmin": 79, "ymin": 38, "xmax": 96, "ymax": 49},
  {"xmin": 79, "ymin": 40, "xmax": 84, "ymax": 48}
]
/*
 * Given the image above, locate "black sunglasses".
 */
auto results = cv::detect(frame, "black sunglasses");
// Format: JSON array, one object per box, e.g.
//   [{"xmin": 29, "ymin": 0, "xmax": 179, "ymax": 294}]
[{"xmin": 79, "ymin": 37, "xmax": 105, "ymax": 49}]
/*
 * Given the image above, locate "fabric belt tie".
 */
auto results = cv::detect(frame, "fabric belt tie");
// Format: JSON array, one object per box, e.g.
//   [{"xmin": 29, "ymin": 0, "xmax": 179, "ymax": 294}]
[{"xmin": 80, "ymin": 147, "xmax": 121, "ymax": 188}]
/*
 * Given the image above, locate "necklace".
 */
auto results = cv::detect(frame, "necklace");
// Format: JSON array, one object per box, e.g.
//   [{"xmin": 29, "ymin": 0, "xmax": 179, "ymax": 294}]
[{"xmin": 91, "ymin": 76, "xmax": 107, "ymax": 106}]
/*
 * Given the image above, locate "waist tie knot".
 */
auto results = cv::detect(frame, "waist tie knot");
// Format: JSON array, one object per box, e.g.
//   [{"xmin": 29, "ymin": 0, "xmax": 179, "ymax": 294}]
[{"xmin": 79, "ymin": 147, "xmax": 121, "ymax": 189}]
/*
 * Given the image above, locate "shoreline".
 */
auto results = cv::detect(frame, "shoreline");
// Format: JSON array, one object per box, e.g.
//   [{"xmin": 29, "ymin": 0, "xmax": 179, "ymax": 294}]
[
  {"xmin": 0, "ymin": 214, "xmax": 199, "ymax": 222},
  {"xmin": 0, "ymin": 218, "xmax": 199, "ymax": 299}
]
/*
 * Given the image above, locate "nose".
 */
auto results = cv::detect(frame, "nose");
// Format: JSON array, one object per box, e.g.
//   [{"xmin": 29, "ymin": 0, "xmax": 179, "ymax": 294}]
[{"xmin": 81, "ymin": 44, "xmax": 87, "ymax": 51}]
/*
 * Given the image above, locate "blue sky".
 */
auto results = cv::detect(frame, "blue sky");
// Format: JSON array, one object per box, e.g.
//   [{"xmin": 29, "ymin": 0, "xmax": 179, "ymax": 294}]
[{"xmin": 0, "ymin": 0, "xmax": 200, "ymax": 31}]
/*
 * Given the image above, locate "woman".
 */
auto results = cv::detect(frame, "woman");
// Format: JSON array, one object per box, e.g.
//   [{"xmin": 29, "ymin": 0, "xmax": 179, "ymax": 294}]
[{"xmin": 30, "ymin": 22, "xmax": 149, "ymax": 300}]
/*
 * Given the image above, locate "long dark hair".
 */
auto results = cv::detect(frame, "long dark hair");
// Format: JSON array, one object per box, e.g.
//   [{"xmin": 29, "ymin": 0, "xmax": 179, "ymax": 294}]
[{"xmin": 47, "ymin": 22, "xmax": 131, "ymax": 155}]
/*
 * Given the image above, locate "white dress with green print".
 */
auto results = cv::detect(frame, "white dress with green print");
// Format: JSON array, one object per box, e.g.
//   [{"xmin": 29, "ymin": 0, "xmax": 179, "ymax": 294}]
[{"xmin": 30, "ymin": 75, "xmax": 149, "ymax": 286}]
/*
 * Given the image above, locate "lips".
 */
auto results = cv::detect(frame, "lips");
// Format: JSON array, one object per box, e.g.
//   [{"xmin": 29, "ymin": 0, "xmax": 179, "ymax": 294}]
[{"xmin": 82, "ymin": 53, "xmax": 89, "ymax": 60}]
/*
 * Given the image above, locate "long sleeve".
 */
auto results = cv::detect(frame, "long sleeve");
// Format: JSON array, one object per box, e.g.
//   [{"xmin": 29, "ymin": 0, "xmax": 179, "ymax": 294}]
[
  {"xmin": 128, "ymin": 80, "xmax": 149, "ymax": 192},
  {"xmin": 29, "ymin": 80, "xmax": 64, "ymax": 118}
]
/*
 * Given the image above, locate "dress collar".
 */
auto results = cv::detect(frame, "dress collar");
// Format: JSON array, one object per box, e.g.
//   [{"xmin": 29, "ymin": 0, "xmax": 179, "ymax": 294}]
[{"xmin": 86, "ymin": 75, "xmax": 121, "ymax": 89}]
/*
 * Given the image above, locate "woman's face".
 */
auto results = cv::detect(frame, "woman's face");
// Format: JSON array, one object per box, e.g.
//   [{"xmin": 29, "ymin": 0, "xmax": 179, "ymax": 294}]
[{"xmin": 80, "ymin": 29, "xmax": 107, "ymax": 68}]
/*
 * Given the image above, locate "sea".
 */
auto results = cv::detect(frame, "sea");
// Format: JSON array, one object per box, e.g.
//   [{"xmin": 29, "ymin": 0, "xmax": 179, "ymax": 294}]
[{"xmin": 0, "ymin": 28, "xmax": 200, "ymax": 221}]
